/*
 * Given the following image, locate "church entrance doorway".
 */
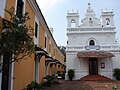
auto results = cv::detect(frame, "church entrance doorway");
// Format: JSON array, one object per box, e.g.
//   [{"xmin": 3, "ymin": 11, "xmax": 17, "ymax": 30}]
[{"xmin": 89, "ymin": 58, "xmax": 98, "ymax": 75}]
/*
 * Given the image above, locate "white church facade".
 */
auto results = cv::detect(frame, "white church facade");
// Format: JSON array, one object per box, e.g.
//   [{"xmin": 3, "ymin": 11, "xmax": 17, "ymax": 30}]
[{"xmin": 65, "ymin": 4, "xmax": 120, "ymax": 80}]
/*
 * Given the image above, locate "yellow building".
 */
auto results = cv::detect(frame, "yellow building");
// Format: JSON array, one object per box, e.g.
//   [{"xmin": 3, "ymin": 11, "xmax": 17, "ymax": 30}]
[{"xmin": 0, "ymin": 0, "xmax": 65, "ymax": 90}]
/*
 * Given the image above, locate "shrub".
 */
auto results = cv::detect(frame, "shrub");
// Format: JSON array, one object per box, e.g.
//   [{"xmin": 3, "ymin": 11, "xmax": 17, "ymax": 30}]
[
  {"xmin": 68, "ymin": 69, "xmax": 75, "ymax": 81},
  {"xmin": 113, "ymin": 68, "xmax": 120, "ymax": 80},
  {"xmin": 26, "ymin": 81, "xmax": 42, "ymax": 90}
]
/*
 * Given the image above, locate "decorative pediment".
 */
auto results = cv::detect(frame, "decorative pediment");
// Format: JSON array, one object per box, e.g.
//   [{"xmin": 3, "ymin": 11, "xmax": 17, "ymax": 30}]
[
  {"xmin": 81, "ymin": 17, "xmax": 101, "ymax": 27},
  {"xmin": 80, "ymin": 3, "xmax": 102, "ymax": 27}
]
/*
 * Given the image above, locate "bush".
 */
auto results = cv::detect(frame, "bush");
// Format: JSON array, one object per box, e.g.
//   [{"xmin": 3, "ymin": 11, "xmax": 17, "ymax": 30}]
[
  {"xmin": 113, "ymin": 68, "xmax": 120, "ymax": 80},
  {"xmin": 43, "ymin": 75, "xmax": 51, "ymax": 80},
  {"xmin": 41, "ymin": 75, "xmax": 53, "ymax": 87},
  {"xmin": 68, "ymin": 69, "xmax": 75, "ymax": 81},
  {"xmin": 26, "ymin": 81, "xmax": 42, "ymax": 90}
]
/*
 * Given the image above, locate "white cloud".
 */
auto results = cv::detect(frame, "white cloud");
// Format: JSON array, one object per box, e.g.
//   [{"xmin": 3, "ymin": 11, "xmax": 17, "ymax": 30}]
[{"xmin": 36, "ymin": 0, "xmax": 64, "ymax": 12}]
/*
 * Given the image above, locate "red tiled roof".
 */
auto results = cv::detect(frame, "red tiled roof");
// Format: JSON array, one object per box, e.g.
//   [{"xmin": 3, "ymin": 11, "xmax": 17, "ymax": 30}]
[{"xmin": 77, "ymin": 51, "xmax": 114, "ymax": 58}]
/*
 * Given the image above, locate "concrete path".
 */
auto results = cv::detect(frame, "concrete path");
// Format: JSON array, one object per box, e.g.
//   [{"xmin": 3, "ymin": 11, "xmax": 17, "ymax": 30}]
[
  {"xmin": 43, "ymin": 80, "xmax": 120, "ymax": 90},
  {"xmin": 43, "ymin": 80, "xmax": 92, "ymax": 90},
  {"xmin": 86, "ymin": 81, "xmax": 120, "ymax": 90}
]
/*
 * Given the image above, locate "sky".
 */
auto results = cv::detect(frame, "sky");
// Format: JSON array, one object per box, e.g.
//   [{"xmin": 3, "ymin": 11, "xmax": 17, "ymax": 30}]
[{"xmin": 36, "ymin": 0, "xmax": 120, "ymax": 46}]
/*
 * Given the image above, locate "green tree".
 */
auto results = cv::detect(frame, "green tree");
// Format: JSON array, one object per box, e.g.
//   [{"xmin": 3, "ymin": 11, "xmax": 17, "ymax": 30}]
[{"xmin": 0, "ymin": 7, "xmax": 34, "ymax": 72}]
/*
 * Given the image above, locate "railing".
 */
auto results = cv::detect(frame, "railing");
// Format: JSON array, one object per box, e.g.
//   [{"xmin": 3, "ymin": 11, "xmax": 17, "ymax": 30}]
[
  {"xmin": 85, "ymin": 45, "xmax": 100, "ymax": 50},
  {"xmin": 67, "ymin": 27, "xmax": 115, "ymax": 33},
  {"xmin": 66, "ymin": 45, "xmax": 120, "ymax": 51}
]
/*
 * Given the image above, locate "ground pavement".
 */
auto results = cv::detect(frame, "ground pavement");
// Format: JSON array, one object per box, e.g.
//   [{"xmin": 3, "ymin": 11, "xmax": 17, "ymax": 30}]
[{"xmin": 43, "ymin": 80, "xmax": 120, "ymax": 90}]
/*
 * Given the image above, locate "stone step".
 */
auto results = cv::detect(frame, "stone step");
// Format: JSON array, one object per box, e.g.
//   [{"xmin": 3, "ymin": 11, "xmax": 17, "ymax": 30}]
[{"xmin": 80, "ymin": 75, "xmax": 112, "ymax": 81}]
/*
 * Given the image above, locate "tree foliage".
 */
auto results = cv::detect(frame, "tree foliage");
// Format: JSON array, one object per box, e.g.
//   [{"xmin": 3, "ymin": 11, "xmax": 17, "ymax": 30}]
[
  {"xmin": 1, "ymin": 7, "xmax": 34, "ymax": 71},
  {"xmin": 68, "ymin": 69, "xmax": 75, "ymax": 80},
  {"xmin": 113, "ymin": 68, "xmax": 120, "ymax": 80}
]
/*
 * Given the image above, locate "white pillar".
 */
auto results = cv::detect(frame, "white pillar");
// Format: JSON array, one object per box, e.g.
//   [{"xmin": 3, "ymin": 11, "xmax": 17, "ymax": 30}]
[
  {"xmin": 9, "ymin": 54, "xmax": 14, "ymax": 90},
  {"xmin": 34, "ymin": 59, "xmax": 39, "ymax": 82}
]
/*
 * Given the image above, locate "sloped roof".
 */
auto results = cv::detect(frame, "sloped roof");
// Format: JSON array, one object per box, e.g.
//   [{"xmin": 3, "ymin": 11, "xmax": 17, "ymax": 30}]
[{"xmin": 77, "ymin": 51, "xmax": 114, "ymax": 58}]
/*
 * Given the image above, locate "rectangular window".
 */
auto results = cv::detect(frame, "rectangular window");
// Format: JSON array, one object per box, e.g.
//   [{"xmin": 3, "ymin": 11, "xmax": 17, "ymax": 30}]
[
  {"xmin": 35, "ymin": 22, "xmax": 38, "ymax": 38},
  {"xmin": 44, "ymin": 37, "xmax": 47, "ymax": 48},
  {"xmin": 16, "ymin": 0, "xmax": 24, "ymax": 18}
]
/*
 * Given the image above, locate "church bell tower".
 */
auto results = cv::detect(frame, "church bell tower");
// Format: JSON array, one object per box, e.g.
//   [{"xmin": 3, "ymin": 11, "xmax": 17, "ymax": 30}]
[
  {"xmin": 67, "ymin": 10, "xmax": 79, "ymax": 27},
  {"xmin": 100, "ymin": 9, "xmax": 114, "ymax": 26}
]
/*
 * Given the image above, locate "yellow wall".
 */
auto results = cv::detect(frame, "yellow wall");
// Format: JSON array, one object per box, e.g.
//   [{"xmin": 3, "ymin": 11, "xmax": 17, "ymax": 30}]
[
  {"xmin": 4, "ymin": 0, "xmax": 16, "ymax": 20},
  {"xmin": 13, "ymin": 0, "xmax": 36, "ymax": 90},
  {"xmin": 51, "ymin": 43, "xmax": 54, "ymax": 57},
  {"xmin": 56, "ymin": 64, "xmax": 59, "ymax": 73},
  {"xmin": 56, "ymin": 50, "xmax": 58, "ymax": 59},
  {"xmin": 13, "ymin": 55, "xmax": 34, "ymax": 90},
  {"xmin": 52, "ymin": 64, "xmax": 55, "ymax": 75},
  {"xmin": 3, "ymin": 0, "xmax": 65, "ymax": 89},
  {"xmin": 59, "ymin": 55, "xmax": 64, "ymax": 63},
  {"xmin": 47, "ymin": 64, "xmax": 50, "ymax": 75},
  {"xmin": 49, "ymin": 43, "xmax": 51, "ymax": 54},
  {"xmin": 25, "ymin": 0, "xmax": 35, "ymax": 29},
  {"xmin": 39, "ymin": 56, "xmax": 45, "ymax": 83},
  {"xmin": 37, "ymin": 19, "xmax": 46, "ymax": 83},
  {"xmin": 38, "ymin": 23, "xmax": 45, "ymax": 48},
  {"xmin": 47, "ymin": 37, "xmax": 49, "ymax": 52}
]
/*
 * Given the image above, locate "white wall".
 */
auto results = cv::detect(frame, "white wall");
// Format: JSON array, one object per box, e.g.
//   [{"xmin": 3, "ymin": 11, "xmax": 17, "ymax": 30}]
[
  {"xmin": 68, "ymin": 32, "xmax": 116, "ymax": 46},
  {"xmin": 112, "ymin": 52, "xmax": 120, "ymax": 68},
  {"xmin": 66, "ymin": 7, "xmax": 119, "ymax": 80},
  {"xmin": 98, "ymin": 58, "xmax": 113, "ymax": 79},
  {"xmin": 65, "ymin": 52, "xmax": 89, "ymax": 80}
]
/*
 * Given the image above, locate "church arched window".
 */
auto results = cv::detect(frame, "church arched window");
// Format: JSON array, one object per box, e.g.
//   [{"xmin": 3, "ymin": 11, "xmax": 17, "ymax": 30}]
[
  {"xmin": 89, "ymin": 18, "xmax": 92, "ymax": 21},
  {"xmin": 89, "ymin": 40, "xmax": 95, "ymax": 46},
  {"xmin": 89, "ymin": 18, "xmax": 93, "ymax": 24},
  {"xmin": 106, "ymin": 18, "xmax": 110, "ymax": 25},
  {"xmin": 71, "ymin": 19, "xmax": 76, "ymax": 27},
  {"xmin": 71, "ymin": 19, "xmax": 75, "ymax": 23}
]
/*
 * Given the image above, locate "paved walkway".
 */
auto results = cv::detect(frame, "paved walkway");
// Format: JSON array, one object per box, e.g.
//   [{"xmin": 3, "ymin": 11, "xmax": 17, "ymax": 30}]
[
  {"xmin": 43, "ymin": 80, "xmax": 120, "ymax": 90},
  {"xmin": 86, "ymin": 81, "xmax": 120, "ymax": 90}
]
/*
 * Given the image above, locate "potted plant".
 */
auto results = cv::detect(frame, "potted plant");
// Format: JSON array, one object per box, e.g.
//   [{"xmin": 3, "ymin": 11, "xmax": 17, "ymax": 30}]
[
  {"xmin": 68, "ymin": 69, "xmax": 75, "ymax": 81},
  {"xmin": 113, "ymin": 68, "xmax": 120, "ymax": 80}
]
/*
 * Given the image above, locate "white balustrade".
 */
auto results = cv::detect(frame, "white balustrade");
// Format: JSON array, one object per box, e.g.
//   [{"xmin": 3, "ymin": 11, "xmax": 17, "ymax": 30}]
[
  {"xmin": 66, "ymin": 45, "xmax": 120, "ymax": 51},
  {"xmin": 67, "ymin": 27, "xmax": 115, "ymax": 33}
]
